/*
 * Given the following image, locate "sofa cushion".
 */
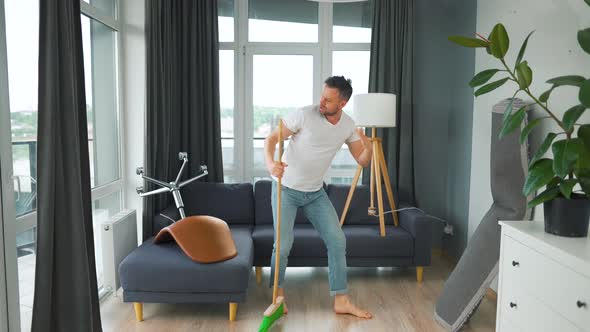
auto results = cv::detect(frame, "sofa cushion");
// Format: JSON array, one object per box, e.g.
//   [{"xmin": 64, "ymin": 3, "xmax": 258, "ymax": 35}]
[
  {"xmin": 181, "ymin": 182, "xmax": 254, "ymax": 225},
  {"xmin": 254, "ymin": 180, "xmax": 324, "ymax": 225},
  {"xmin": 252, "ymin": 224, "xmax": 413, "ymax": 258},
  {"xmin": 119, "ymin": 226, "xmax": 253, "ymax": 294},
  {"xmin": 328, "ymin": 184, "xmax": 396, "ymax": 225}
]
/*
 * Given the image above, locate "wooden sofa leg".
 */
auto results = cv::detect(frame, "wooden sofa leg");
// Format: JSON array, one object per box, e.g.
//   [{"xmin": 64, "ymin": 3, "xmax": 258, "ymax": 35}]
[
  {"xmin": 229, "ymin": 302, "xmax": 238, "ymax": 321},
  {"xmin": 134, "ymin": 302, "xmax": 143, "ymax": 321},
  {"xmin": 416, "ymin": 266, "xmax": 424, "ymax": 283},
  {"xmin": 255, "ymin": 266, "xmax": 262, "ymax": 285}
]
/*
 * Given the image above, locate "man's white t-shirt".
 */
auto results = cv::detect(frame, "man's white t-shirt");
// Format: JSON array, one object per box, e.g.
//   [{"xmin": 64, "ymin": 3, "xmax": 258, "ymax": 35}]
[{"xmin": 274, "ymin": 104, "xmax": 360, "ymax": 192}]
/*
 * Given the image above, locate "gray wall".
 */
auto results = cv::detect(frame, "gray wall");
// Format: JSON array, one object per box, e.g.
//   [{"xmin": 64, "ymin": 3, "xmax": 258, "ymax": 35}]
[{"xmin": 414, "ymin": 0, "xmax": 477, "ymax": 258}]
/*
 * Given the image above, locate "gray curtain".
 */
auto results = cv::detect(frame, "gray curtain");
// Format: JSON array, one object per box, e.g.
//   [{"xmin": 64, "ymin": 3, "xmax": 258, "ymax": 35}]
[
  {"xmin": 363, "ymin": 0, "xmax": 415, "ymax": 205},
  {"xmin": 32, "ymin": 0, "xmax": 102, "ymax": 331},
  {"xmin": 144, "ymin": 0, "xmax": 223, "ymax": 239}
]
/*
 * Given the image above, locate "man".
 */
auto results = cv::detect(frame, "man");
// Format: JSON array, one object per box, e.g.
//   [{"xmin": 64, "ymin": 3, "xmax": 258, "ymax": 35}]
[{"xmin": 264, "ymin": 76, "xmax": 373, "ymax": 319}]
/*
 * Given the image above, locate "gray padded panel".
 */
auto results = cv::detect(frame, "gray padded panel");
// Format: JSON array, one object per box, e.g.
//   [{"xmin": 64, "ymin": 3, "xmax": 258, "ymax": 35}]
[
  {"xmin": 253, "ymin": 256, "xmax": 414, "ymax": 267},
  {"xmin": 434, "ymin": 98, "xmax": 532, "ymax": 331},
  {"xmin": 252, "ymin": 224, "xmax": 413, "ymax": 259},
  {"xmin": 119, "ymin": 226, "xmax": 253, "ymax": 295},
  {"xmin": 179, "ymin": 182, "xmax": 255, "ymax": 225}
]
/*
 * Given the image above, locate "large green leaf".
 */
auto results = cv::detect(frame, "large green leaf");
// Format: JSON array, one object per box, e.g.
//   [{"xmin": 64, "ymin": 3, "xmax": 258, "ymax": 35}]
[
  {"xmin": 539, "ymin": 86, "xmax": 555, "ymax": 103},
  {"xmin": 586, "ymin": 0, "xmax": 590, "ymax": 7},
  {"xmin": 503, "ymin": 91, "xmax": 521, "ymax": 122},
  {"xmin": 580, "ymin": 79, "xmax": 590, "ymax": 108},
  {"xmin": 560, "ymin": 179, "xmax": 578, "ymax": 199},
  {"xmin": 578, "ymin": 28, "xmax": 590, "ymax": 55},
  {"xmin": 530, "ymin": 133, "xmax": 557, "ymax": 166},
  {"xmin": 578, "ymin": 176, "xmax": 590, "ymax": 198},
  {"xmin": 514, "ymin": 31, "xmax": 534, "ymax": 69},
  {"xmin": 524, "ymin": 158, "xmax": 556, "ymax": 196},
  {"xmin": 474, "ymin": 77, "xmax": 510, "ymax": 97},
  {"xmin": 469, "ymin": 69, "xmax": 501, "ymax": 87},
  {"xmin": 499, "ymin": 106, "xmax": 527, "ymax": 138},
  {"xmin": 578, "ymin": 124, "xmax": 590, "ymax": 150},
  {"xmin": 489, "ymin": 24, "xmax": 510, "ymax": 58},
  {"xmin": 552, "ymin": 138, "xmax": 583, "ymax": 178},
  {"xmin": 546, "ymin": 176, "xmax": 561, "ymax": 189},
  {"xmin": 563, "ymin": 104, "xmax": 586, "ymax": 132},
  {"xmin": 546, "ymin": 75, "xmax": 586, "ymax": 87},
  {"xmin": 520, "ymin": 117, "xmax": 545, "ymax": 144},
  {"xmin": 448, "ymin": 36, "xmax": 489, "ymax": 48},
  {"xmin": 516, "ymin": 61, "xmax": 533, "ymax": 89},
  {"xmin": 527, "ymin": 187, "xmax": 561, "ymax": 208},
  {"xmin": 575, "ymin": 125, "xmax": 590, "ymax": 180}
]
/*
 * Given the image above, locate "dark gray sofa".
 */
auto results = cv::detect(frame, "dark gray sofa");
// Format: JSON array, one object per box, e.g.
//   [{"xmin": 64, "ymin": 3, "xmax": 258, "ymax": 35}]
[{"xmin": 119, "ymin": 180, "xmax": 434, "ymax": 322}]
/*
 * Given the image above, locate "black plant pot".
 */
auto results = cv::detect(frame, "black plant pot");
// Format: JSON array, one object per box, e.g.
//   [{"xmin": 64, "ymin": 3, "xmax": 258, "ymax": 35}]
[{"xmin": 544, "ymin": 195, "xmax": 590, "ymax": 237}]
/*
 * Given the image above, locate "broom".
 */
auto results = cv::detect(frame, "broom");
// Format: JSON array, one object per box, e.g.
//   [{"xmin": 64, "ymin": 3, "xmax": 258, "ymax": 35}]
[{"xmin": 258, "ymin": 120, "xmax": 286, "ymax": 332}]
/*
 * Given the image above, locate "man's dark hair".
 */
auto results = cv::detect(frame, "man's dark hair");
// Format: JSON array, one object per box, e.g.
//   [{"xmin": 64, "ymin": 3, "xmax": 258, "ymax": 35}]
[{"xmin": 324, "ymin": 76, "xmax": 353, "ymax": 101}]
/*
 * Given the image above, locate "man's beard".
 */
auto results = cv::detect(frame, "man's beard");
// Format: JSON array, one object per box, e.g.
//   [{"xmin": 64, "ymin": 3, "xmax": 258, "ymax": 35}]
[{"xmin": 320, "ymin": 106, "xmax": 339, "ymax": 116}]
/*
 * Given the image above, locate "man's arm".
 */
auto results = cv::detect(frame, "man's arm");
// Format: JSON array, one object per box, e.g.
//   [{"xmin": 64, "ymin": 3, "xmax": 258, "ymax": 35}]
[
  {"xmin": 264, "ymin": 120, "xmax": 295, "ymax": 177},
  {"xmin": 347, "ymin": 128, "xmax": 373, "ymax": 168}
]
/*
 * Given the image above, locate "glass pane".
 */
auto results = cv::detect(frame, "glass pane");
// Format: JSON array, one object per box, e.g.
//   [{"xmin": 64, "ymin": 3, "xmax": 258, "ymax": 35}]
[
  {"xmin": 333, "ymin": 1, "xmax": 372, "ymax": 43},
  {"xmin": 253, "ymin": 54, "xmax": 313, "ymax": 138},
  {"xmin": 332, "ymin": 51, "xmax": 370, "ymax": 115},
  {"xmin": 5, "ymin": 1, "xmax": 38, "ymax": 329},
  {"xmin": 6, "ymin": 0, "xmax": 38, "ymax": 219},
  {"xmin": 222, "ymin": 138, "xmax": 234, "ymax": 169},
  {"xmin": 83, "ymin": 0, "xmax": 116, "ymax": 19},
  {"xmin": 220, "ymin": 50, "xmax": 234, "ymax": 138},
  {"xmin": 16, "ymin": 227, "xmax": 35, "ymax": 332},
  {"xmin": 82, "ymin": 15, "xmax": 121, "ymax": 188},
  {"xmin": 249, "ymin": 0, "xmax": 318, "ymax": 42},
  {"xmin": 218, "ymin": 0, "xmax": 234, "ymax": 42},
  {"xmin": 92, "ymin": 191, "xmax": 121, "ymax": 292}
]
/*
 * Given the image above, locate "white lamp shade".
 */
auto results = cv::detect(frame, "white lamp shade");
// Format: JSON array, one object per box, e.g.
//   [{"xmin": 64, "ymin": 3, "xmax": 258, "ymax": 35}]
[{"xmin": 352, "ymin": 93, "xmax": 397, "ymax": 127}]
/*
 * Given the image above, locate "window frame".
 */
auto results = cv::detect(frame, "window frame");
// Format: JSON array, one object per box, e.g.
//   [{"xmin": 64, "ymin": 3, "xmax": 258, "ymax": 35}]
[{"xmin": 222, "ymin": 0, "xmax": 371, "ymax": 184}]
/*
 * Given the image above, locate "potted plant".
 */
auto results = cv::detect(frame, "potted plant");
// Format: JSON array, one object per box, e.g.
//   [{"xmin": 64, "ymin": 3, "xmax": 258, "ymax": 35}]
[{"xmin": 448, "ymin": 4, "xmax": 590, "ymax": 237}]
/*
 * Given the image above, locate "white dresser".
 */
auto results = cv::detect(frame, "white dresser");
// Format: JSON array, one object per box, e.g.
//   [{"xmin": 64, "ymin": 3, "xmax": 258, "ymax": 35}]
[{"xmin": 497, "ymin": 220, "xmax": 590, "ymax": 332}]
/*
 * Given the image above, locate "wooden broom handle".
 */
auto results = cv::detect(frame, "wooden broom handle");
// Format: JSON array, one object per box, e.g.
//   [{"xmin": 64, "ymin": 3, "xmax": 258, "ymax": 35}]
[{"xmin": 272, "ymin": 120, "xmax": 283, "ymax": 304}]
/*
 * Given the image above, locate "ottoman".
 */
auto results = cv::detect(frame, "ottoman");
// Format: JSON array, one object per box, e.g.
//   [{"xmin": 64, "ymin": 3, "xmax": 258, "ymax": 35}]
[{"xmin": 119, "ymin": 226, "xmax": 254, "ymax": 321}]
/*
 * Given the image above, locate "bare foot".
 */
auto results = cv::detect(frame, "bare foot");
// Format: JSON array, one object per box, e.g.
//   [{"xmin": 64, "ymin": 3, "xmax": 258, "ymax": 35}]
[
  {"xmin": 333, "ymin": 295, "xmax": 372, "ymax": 319},
  {"xmin": 277, "ymin": 288, "xmax": 288, "ymax": 314}
]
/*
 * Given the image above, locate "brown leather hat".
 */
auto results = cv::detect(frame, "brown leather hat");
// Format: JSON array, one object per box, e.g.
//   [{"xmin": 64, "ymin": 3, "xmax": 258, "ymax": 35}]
[{"xmin": 153, "ymin": 215, "xmax": 237, "ymax": 263}]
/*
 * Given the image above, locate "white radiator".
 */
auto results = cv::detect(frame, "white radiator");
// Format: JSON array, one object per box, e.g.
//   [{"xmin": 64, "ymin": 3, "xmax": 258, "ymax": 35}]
[{"xmin": 101, "ymin": 209, "xmax": 138, "ymax": 293}]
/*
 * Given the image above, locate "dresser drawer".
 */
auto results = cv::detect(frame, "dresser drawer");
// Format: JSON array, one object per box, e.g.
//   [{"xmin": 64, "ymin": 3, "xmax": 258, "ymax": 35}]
[
  {"xmin": 502, "ymin": 234, "xmax": 590, "ymax": 329},
  {"xmin": 500, "ymin": 281, "xmax": 581, "ymax": 332}
]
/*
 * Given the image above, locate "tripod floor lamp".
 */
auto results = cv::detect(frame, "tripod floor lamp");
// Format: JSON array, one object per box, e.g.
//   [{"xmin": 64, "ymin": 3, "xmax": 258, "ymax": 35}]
[{"xmin": 339, "ymin": 93, "xmax": 399, "ymax": 237}]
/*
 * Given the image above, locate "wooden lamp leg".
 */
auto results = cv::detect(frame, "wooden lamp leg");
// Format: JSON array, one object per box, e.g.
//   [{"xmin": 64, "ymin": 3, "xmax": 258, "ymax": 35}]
[
  {"xmin": 369, "ymin": 128, "xmax": 377, "ymax": 216},
  {"xmin": 340, "ymin": 164, "xmax": 363, "ymax": 226},
  {"xmin": 373, "ymin": 140, "xmax": 386, "ymax": 237},
  {"xmin": 377, "ymin": 142, "xmax": 399, "ymax": 226}
]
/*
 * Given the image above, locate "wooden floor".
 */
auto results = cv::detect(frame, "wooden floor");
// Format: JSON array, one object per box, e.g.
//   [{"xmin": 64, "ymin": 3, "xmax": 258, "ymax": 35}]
[{"xmin": 100, "ymin": 255, "xmax": 496, "ymax": 332}]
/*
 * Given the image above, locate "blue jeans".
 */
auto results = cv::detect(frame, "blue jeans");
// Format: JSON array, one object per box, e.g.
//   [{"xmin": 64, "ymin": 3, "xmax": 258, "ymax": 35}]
[{"xmin": 270, "ymin": 181, "xmax": 348, "ymax": 296}]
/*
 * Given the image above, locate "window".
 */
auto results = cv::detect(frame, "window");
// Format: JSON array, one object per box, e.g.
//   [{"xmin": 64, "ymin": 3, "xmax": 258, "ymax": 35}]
[
  {"xmin": 333, "ymin": 1, "xmax": 372, "ymax": 43},
  {"xmin": 82, "ymin": 0, "xmax": 116, "ymax": 18},
  {"xmin": 218, "ymin": 0, "xmax": 234, "ymax": 42},
  {"xmin": 220, "ymin": 50, "xmax": 235, "ymax": 176},
  {"xmin": 218, "ymin": 0, "xmax": 371, "ymax": 184},
  {"xmin": 248, "ymin": 0, "xmax": 318, "ymax": 42},
  {"xmin": 81, "ymin": 15, "xmax": 121, "ymax": 188},
  {"xmin": 3, "ymin": 1, "xmax": 122, "ymax": 329}
]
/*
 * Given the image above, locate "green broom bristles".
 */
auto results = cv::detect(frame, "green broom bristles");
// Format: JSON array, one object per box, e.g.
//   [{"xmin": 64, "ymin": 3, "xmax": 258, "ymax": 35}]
[{"xmin": 258, "ymin": 299, "xmax": 284, "ymax": 332}]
